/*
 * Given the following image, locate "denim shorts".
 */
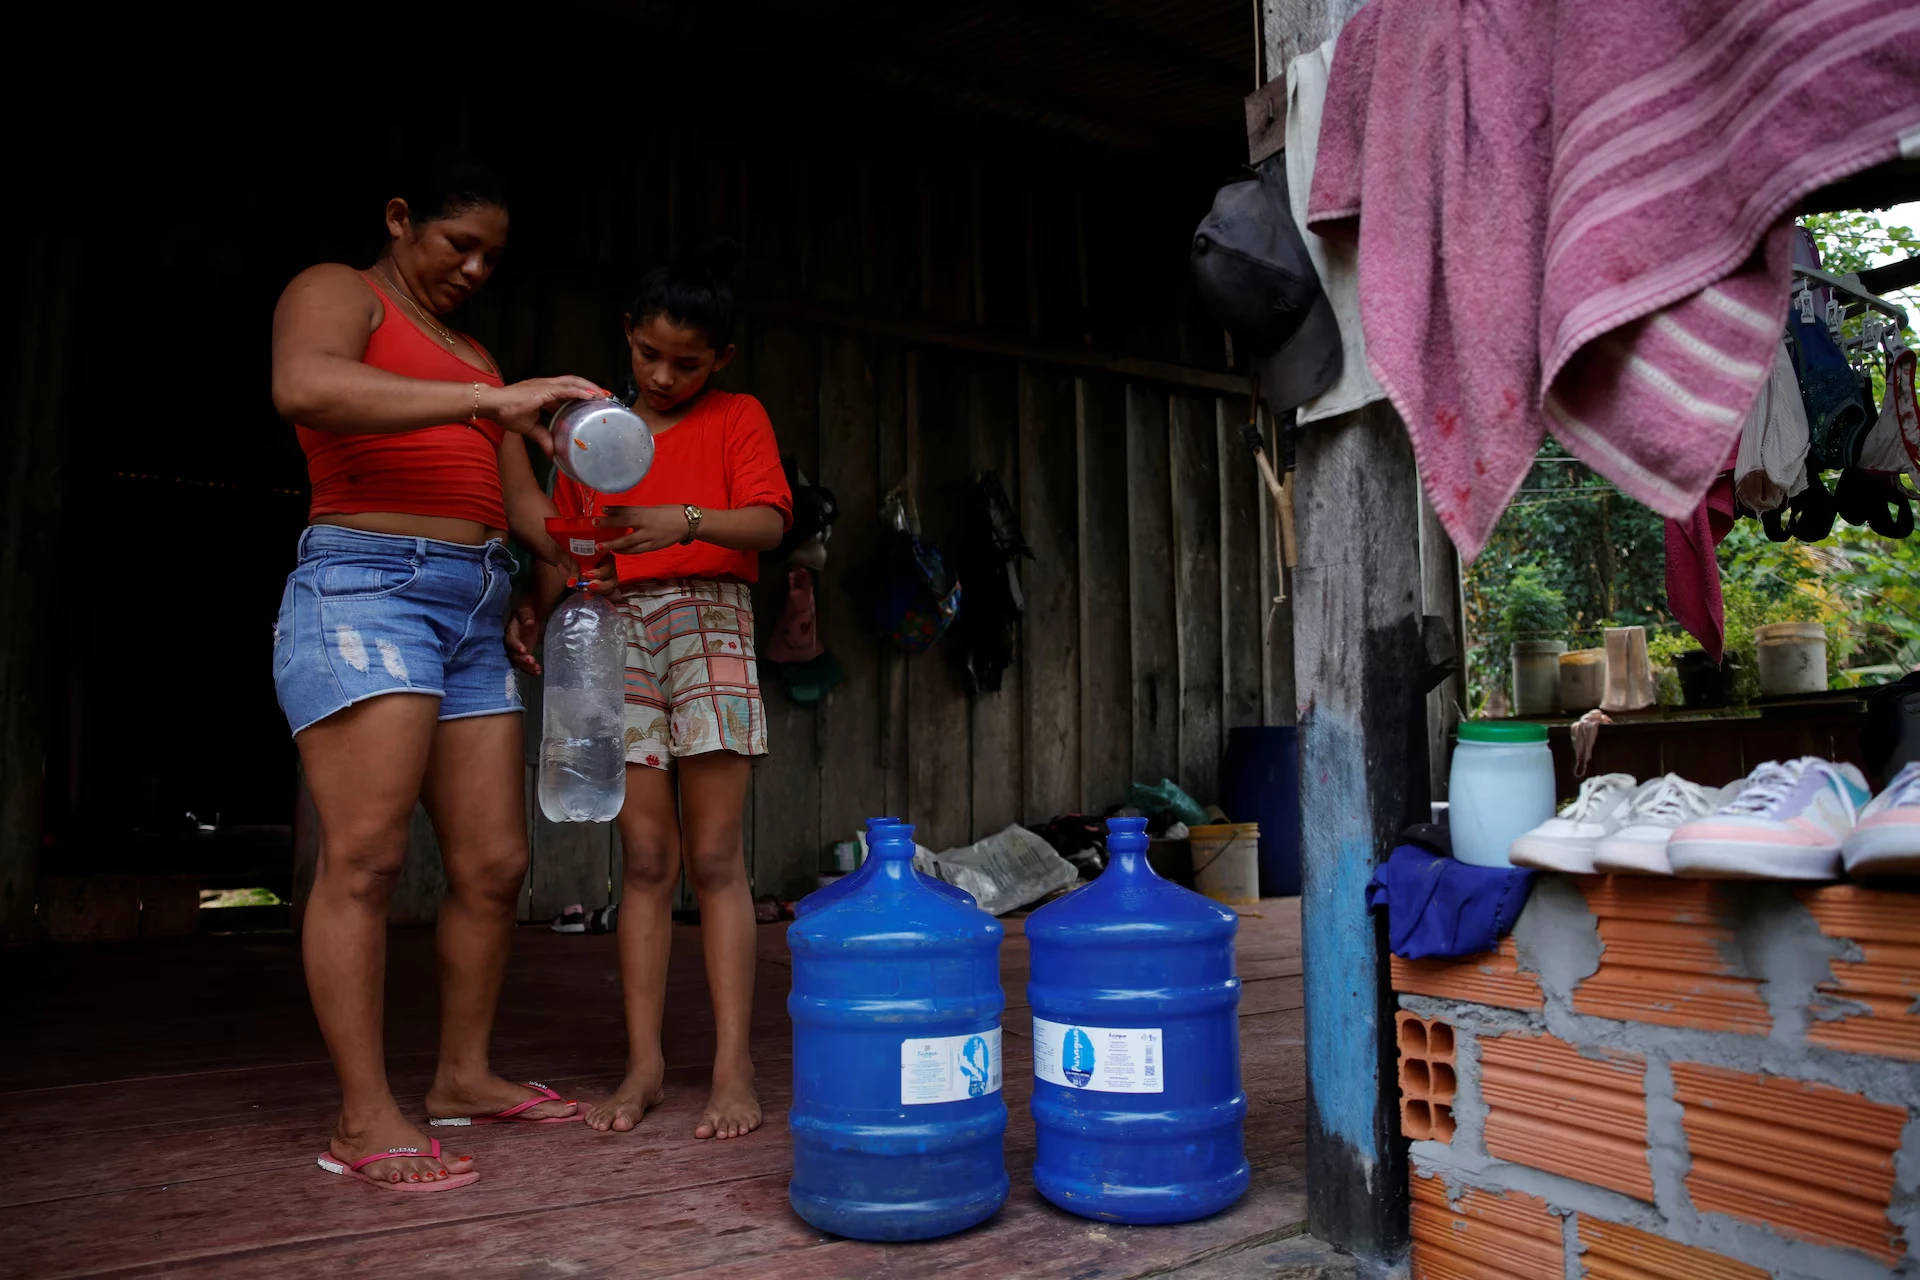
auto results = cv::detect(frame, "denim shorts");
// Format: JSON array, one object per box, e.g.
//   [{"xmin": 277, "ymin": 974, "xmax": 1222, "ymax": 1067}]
[{"xmin": 272, "ymin": 526, "xmax": 522, "ymax": 736}]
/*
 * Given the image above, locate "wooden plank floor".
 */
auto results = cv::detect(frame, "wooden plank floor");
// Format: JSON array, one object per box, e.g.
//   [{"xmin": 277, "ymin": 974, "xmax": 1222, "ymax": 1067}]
[{"xmin": 0, "ymin": 901, "xmax": 1304, "ymax": 1278}]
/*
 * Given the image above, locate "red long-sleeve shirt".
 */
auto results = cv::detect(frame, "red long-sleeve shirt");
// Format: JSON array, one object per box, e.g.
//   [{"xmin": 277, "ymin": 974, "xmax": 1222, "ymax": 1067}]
[{"xmin": 554, "ymin": 390, "xmax": 793, "ymax": 584}]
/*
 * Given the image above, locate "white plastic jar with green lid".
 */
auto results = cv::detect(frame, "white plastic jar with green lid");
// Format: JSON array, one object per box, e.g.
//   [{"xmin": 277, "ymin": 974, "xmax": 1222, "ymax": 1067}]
[{"xmin": 1448, "ymin": 722, "xmax": 1556, "ymax": 867}]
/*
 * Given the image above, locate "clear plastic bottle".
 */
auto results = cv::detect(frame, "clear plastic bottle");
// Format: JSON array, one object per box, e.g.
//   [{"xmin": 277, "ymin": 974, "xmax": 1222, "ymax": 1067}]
[{"xmin": 538, "ymin": 591, "xmax": 628, "ymax": 823}]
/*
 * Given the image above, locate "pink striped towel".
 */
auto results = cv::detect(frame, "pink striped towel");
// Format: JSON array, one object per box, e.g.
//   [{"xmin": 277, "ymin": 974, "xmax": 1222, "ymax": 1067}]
[{"xmin": 1307, "ymin": 0, "xmax": 1920, "ymax": 559}]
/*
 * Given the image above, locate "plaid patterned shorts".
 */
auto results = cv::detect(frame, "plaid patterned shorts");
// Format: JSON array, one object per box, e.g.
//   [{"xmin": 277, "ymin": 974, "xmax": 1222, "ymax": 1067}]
[{"xmin": 615, "ymin": 579, "xmax": 768, "ymax": 770}]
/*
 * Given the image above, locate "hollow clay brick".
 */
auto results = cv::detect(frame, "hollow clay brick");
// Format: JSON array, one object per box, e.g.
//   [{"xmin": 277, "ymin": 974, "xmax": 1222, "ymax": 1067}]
[
  {"xmin": 1396, "ymin": 1011, "xmax": 1459, "ymax": 1118},
  {"xmin": 1479, "ymin": 1033, "xmax": 1653, "ymax": 1202},
  {"xmin": 1570, "ymin": 879, "xmax": 1770, "ymax": 1035},
  {"xmin": 1403, "ymin": 1096, "xmax": 1435, "ymax": 1142},
  {"xmin": 1411, "ymin": 1172, "xmax": 1564, "ymax": 1280},
  {"xmin": 1671, "ymin": 1061, "xmax": 1906, "ymax": 1263},
  {"xmin": 1575, "ymin": 1215, "xmax": 1768, "ymax": 1280},
  {"xmin": 1800, "ymin": 885, "xmax": 1920, "ymax": 1062},
  {"xmin": 1397, "ymin": 1009, "xmax": 1431, "ymax": 1060},
  {"xmin": 1392, "ymin": 937, "xmax": 1544, "ymax": 1011}
]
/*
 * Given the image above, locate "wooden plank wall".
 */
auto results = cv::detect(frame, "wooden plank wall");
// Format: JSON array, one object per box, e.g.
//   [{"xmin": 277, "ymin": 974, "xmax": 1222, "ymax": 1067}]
[{"xmin": 299, "ymin": 106, "xmax": 1294, "ymax": 920}]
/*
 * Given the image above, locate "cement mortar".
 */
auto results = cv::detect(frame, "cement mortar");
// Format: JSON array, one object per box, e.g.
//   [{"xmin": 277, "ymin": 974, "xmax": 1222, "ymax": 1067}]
[
  {"xmin": 1510, "ymin": 875, "xmax": 1602, "ymax": 1016},
  {"xmin": 1412, "ymin": 1146, "xmax": 1917, "ymax": 1280},
  {"xmin": 1717, "ymin": 884, "xmax": 1864, "ymax": 1042},
  {"xmin": 1398, "ymin": 877, "xmax": 1920, "ymax": 1278},
  {"xmin": 1640, "ymin": 1057, "xmax": 1693, "ymax": 1227},
  {"xmin": 1444, "ymin": 1023, "xmax": 1489, "ymax": 1160}
]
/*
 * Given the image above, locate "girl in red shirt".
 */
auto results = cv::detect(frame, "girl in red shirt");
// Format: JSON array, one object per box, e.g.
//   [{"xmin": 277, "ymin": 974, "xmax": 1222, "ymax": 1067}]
[{"xmin": 545, "ymin": 239, "xmax": 791, "ymax": 1141}]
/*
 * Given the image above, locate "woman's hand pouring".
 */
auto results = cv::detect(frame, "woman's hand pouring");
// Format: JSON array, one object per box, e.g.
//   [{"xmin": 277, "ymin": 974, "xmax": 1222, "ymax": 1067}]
[{"xmin": 482, "ymin": 376, "xmax": 610, "ymax": 456}]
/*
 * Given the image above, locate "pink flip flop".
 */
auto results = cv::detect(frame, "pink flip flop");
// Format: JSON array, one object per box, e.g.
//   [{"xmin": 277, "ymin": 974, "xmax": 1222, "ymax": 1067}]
[
  {"xmin": 428, "ymin": 1081, "xmax": 582, "ymax": 1127},
  {"xmin": 315, "ymin": 1138, "xmax": 479, "ymax": 1192}
]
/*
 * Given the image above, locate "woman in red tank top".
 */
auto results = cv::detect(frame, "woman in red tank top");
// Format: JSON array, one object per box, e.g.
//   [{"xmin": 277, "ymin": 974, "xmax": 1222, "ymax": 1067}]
[{"xmin": 270, "ymin": 154, "xmax": 601, "ymax": 1192}]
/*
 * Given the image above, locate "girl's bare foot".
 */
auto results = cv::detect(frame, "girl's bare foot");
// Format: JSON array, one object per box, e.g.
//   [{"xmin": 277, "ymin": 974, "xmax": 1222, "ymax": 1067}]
[
  {"xmin": 586, "ymin": 1057, "xmax": 667, "ymax": 1132},
  {"xmin": 330, "ymin": 1104, "xmax": 473, "ymax": 1186},
  {"xmin": 695, "ymin": 1054, "xmax": 761, "ymax": 1140},
  {"xmin": 425, "ymin": 1074, "xmax": 579, "ymax": 1123}
]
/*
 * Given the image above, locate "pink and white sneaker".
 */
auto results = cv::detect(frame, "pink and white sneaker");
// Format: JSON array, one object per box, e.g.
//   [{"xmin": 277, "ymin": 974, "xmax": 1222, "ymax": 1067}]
[
  {"xmin": 1668, "ymin": 758, "xmax": 1870, "ymax": 880},
  {"xmin": 1843, "ymin": 762, "xmax": 1920, "ymax": 878}
]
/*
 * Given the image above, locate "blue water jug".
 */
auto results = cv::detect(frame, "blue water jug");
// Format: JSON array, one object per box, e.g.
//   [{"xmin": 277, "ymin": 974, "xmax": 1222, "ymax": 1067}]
[
  {"xmin": 1026, "ymin": 815, "xmax": 1248, "ymax": 1224},
  {"xmin": 794, "ymin": 817, "xmax": 979, "ymax": 917},
  {"xmin": 788, "ymin": 822, "xmax": 1008, "ymax": 1240}
]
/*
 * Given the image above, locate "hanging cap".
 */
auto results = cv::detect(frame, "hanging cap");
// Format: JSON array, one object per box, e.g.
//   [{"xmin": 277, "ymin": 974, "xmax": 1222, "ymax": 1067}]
[{"xmin": 1191, "ymin": 154, "xmax": 1342, "ymax": 415}]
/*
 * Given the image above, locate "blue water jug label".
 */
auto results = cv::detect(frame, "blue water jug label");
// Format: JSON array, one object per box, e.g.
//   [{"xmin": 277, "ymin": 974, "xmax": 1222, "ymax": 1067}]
[
  {"xmin": 1032, "ymin": 1017, "xmax": 1164, "ymax": 1094},
  {"xmin": 899, "ymin": 1028, "xmax": 1003, "ymax": 1105}
]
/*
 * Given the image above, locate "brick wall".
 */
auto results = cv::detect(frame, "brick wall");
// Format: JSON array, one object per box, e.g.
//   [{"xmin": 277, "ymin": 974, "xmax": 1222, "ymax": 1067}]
[{"xmin": 1396, "ymin": 876, "xmax": 1920, "ymax": 1280}]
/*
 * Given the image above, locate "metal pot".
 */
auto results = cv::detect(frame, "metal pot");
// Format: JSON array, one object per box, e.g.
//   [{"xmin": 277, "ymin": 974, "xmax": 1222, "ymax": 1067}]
[{"xmin": 547, "ymin": 398, "xmax": 655, "ymax": 494}]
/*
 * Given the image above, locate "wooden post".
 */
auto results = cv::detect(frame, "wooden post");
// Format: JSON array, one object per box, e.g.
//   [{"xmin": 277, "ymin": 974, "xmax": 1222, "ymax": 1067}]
[
  {"xmin": 0, "ymin": 236, "xmax": 77, "ymax": 942},
  {"xmin": 1292, "ymin": 401, "xmax": 1425, "ymax": 1260},
  {"xmin": 1419, "ymin": 477, "xmax": 1466, "ymax": 801},
  {"xmin": 1260, "ymin": 1, "xmax": 1409, "ymax": 1257}
]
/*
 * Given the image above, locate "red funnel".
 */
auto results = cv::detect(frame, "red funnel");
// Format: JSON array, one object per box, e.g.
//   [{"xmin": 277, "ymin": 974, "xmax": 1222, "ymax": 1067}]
[{"xmin": 545, "ymin": 516, "xmax": 631, "ymax": 585}]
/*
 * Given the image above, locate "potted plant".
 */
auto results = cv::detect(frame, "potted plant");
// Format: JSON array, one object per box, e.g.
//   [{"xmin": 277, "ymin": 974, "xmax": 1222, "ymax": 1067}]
[{"xmin": 1501, "ymin": 566, "xmax": 1570, "ymax": 716}]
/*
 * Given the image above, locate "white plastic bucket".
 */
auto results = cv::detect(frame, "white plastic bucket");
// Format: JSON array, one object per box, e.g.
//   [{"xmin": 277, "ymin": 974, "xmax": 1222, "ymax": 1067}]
[
  {"xmin": 1189, "ymin": 823, "xmax": 1260, "ymax": 904},
  {"xmin": 1754, "ymin": 622, "xmax": 1827, "ymax": 696}
]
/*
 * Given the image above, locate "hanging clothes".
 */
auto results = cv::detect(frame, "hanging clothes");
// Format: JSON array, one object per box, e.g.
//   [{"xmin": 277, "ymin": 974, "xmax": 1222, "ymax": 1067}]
[
  {"xmin": 767, "ymin": 567, "xmax": 823, "ymax": 664},
  {"xmin": 1664, "ymin": 445, "xmax": 1740, "ymax": 663},
  {"xmin": 1859, "ymin": 330, "xmax": 1920, "ymax": 484},
  {"xmin": 1284, "ymin": 32, "xmax": 1385, "ymax": 426},
  {"xmin": 1733, "ymin": 340, "xmax": 1810, "ymax": 514},
  {"xmin": 1788, "ymin": 228, "xmax": 1876, "ymax": 471},
  {"xmin": 949, "ymin": 471, "xmax": 1034, "ymax": 695},
  {"xmin": 1306, "ymin": 0, "xmax": 1920, "ymax": 559}
]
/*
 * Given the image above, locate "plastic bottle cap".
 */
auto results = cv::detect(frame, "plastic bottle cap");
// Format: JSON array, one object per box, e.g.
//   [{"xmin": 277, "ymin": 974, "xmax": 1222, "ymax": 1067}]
[{"xmin": 1457, "ymin": 721, "xmax": 1548, "ymax": 744}]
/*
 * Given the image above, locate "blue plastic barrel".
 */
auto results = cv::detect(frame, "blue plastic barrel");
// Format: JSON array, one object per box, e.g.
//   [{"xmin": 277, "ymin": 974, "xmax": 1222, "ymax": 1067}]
[
  {"xmin": 1222, "ymin": 726, "xmax": 1301, "ymax": 897},
  {"xmin": 788, "ymin": 822, "xmax": 1009, "ymax": 1240},
  {"xmin": 794, "ymin": 817, "xmax": 979, "ymax": 917},
  {"xmin": 1026, "ymin": 815, "xmax": 1248, "ymax": 1224}
]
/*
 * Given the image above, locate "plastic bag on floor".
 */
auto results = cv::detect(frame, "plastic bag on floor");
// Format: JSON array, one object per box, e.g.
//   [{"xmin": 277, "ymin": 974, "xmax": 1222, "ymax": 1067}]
[{"xmin": 916, "ymin": 824, "xmax": 1081, "ymax": 916}]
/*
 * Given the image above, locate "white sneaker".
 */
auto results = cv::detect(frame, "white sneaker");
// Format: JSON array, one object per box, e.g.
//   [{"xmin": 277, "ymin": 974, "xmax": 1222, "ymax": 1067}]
[
  {"xmin": 1843, "ymin": 762, "xmax": 1920, "ymax": 877},
  {"xmin": 1591, "ymin": 775, "xmax": 1726, "ymax": 876},
  {"xmin": 1668, "ymin": 757, "xmax": 1871, "ymax": 880},
  {"xmin": 1510, "ymin": 773, "xmax": 1638, "ymax": 873}
]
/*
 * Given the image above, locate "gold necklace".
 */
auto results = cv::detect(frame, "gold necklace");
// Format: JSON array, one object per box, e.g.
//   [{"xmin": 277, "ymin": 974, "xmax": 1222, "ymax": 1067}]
[{"xmin": 376, "ymin": 269, "xmax": 497, "ymax": 376}]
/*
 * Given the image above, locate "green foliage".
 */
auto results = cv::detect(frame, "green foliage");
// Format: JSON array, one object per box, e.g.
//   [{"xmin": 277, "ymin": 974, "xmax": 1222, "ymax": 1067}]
[
  {"xmin": 1462, "ymin": 212, "xmax": 1918, "ymax": 710},
  {"xmin": 1464, "ymin": 440, "xmax": 1668, "ymax": 710},
  {"xmin": 1802, "ymin": 210, "xmax": 1920, "ymax": 278},
  {"xmin": 1501, "ymin": 565, "xmax": 1569, "ymax": 636}
]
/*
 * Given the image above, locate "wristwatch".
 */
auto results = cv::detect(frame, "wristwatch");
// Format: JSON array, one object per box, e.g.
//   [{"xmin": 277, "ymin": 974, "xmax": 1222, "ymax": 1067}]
[{"xmin": 679, "ymin": 504, "xmax": 704, "ymax": 545}]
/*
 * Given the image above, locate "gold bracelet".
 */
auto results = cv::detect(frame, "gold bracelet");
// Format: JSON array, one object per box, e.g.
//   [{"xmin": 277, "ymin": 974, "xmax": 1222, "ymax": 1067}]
[{"xmin": 468, "ymin": 381, "xmax": 482, "ymax": 423}]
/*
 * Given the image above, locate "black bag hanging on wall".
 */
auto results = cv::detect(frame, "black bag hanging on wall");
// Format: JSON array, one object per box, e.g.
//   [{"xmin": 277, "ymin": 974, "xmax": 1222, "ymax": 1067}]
[{"xmin": 949, "ymin": 470, "xmax": 1033, "ymax": 695}]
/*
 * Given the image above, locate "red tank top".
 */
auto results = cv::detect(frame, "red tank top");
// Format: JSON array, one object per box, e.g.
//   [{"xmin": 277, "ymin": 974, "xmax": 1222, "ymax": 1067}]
[{"xmin": 297, "ymin": 275, "xmax": 509, "ymax": 528}]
